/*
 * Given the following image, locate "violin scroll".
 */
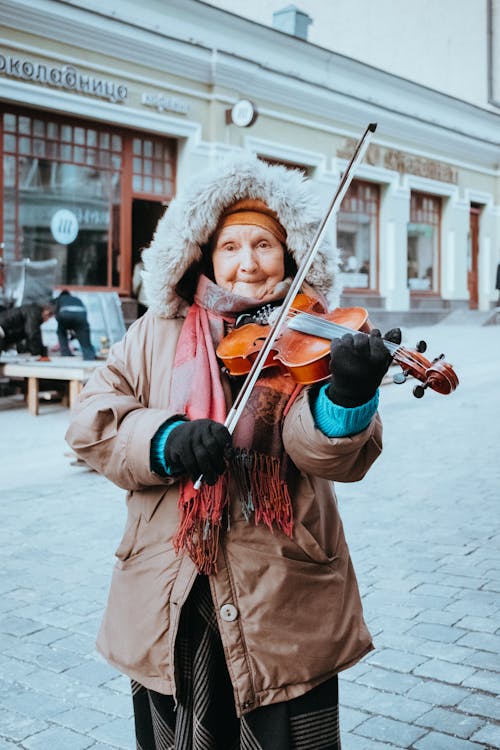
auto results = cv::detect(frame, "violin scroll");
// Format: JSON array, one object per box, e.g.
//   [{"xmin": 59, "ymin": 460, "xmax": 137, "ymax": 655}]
[{"xmin": 391, "ymin": 345, "xmax": 459, "ymax": 398}]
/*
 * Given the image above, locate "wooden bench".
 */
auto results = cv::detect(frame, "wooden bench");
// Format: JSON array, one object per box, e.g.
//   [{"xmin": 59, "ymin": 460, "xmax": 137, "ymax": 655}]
[{"xmin": 0, "ymin": 357, "xmax": 99, "ymax": 415}]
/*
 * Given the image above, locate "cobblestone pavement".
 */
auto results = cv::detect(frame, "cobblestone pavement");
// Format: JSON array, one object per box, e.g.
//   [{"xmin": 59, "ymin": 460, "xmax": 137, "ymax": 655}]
[{"xmin": 0, "ymin": 323, "xmax": 499, "ymax": 749}]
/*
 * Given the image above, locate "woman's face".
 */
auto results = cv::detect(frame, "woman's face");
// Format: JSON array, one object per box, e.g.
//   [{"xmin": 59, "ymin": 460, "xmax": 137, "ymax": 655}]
[{"xmin": 212, "ymin": 225, "xmax": 285, "ymax": 301}]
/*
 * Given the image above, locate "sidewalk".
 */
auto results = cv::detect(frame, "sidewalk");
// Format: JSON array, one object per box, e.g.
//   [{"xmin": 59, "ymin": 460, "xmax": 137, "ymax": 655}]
[{"xmin": 0, "ymin": 322, "xmax": 499, "ymax": 749}]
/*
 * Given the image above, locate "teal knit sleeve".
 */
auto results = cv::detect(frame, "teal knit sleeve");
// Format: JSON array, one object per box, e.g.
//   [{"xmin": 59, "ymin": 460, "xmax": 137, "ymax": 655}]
[
  {"xmin": 150, "ymin": 419, "xmax": 186, "ymax": 476},
  {"xmin": 311, "ymin": 384, "xmax": 379, "ymax": 437}
]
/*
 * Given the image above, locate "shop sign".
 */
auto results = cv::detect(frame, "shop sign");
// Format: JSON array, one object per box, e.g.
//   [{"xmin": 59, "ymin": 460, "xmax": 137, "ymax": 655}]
[
  {"xmin": 337, "ymin": 137, "xmax": 458, "ymax": 184},
  {"xmin": 50, "ymin": 209, "xmax": 79, "ymax": 245},
  {"xmin": 0, "ymin": 52, "xmax": 128, "ymax": 103},
  {"xmin": 141, "ymin": 92, "xmax": 189, "ymax": 114}
]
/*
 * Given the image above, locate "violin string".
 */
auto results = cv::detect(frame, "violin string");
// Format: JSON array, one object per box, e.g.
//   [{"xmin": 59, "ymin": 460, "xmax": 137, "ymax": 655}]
[
  {"xmin": 287, "ymin": 309, "xmax": 458, "ymax": 393},
  {"xmin": 287, "ymin": 312, "xmax": 402, "ymax": 356}
]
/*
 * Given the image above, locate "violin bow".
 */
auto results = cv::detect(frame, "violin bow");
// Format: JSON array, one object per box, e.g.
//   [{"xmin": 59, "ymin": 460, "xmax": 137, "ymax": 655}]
[{"xmin": 194, "ymin": 122, "xmax": 377, "ymax": 489}]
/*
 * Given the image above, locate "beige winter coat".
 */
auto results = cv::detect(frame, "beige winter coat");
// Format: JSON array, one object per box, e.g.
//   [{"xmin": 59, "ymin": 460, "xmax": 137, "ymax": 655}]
[{"xmin": 66, "ymin": 310, "xmax": 382, "ymax": 716}]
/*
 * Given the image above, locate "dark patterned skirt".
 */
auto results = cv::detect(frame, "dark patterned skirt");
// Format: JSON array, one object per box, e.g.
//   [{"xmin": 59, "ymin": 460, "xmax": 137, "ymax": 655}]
[{"xmin": 132, "ymin": 576, "xmax": 341, "ymax": 750}]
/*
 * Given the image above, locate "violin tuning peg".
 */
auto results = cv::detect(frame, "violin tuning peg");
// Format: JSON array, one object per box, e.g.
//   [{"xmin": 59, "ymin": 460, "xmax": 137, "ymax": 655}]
[
  {"xmin": 413, "ymin": 383, "xmax": 428, "ymax": 398},
  {"xmin": 416, "ymin": 340, "xmax": 427, "ymax": 353},
  {"xmin": 393, "ymin": 372, "xmax": 407, "ymax": 385}
]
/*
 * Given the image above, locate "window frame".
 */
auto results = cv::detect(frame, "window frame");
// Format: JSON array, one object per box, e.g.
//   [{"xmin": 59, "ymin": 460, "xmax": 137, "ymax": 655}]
[{"xmin": 1, "ymin": 105, "xmax": 176, "ymax": 295}]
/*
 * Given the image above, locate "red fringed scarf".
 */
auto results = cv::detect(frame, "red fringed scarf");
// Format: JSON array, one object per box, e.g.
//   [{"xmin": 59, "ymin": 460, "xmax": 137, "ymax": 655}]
[{"xmin": 171, "ymin": 275, "xmax": 302, "ymax": 574}]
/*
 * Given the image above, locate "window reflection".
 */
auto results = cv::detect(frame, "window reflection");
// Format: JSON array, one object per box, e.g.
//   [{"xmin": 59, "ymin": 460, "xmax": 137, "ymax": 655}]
[
  {"xmin": 407, "ymin": 192, "xmax": 440, "ymax": 292},
  {"xmin": 3, "ymin": 112, "xmax": 121, "ymax": 287},
  {"xmin": 2, "ymin": 111, "xmax": 176, "ymax": 291},
  {"xmin": 337, "ymin": 180, "xmax": 379, "ymax": 289}
]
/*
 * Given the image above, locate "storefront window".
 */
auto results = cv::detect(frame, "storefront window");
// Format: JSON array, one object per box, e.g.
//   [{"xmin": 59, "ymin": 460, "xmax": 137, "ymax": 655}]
[
  {"xmin": 3, "ymin": 112, "xmax": 121, "ymax": 287},
  {"xmin": 407, "ymin": 192, "xmax": 440, "ymax": 292},
  {"xmin": 132, "ymin": 136, "xmax": 175, "ymax": 196},
  {"xmin": 337, "ymin": 180, "xmax": 379, "ymax": 289},
  {"xmin": 1, "ymin": 110, "xmax": 176, "ymax": 292}
]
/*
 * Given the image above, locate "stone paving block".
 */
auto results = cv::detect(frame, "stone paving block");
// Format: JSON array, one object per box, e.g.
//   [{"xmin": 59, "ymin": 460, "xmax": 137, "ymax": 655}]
[
  {"xmin": 80, "ymin": 688, "xmax": 134, "ymax": 719},
  {"xmin": 355, "ymin": 666, "xmax": 422, "ymax": 695},
  {"xmin": 63, "ymin": 659, "xmax": 121, "ymax": 687},
  {"xmin": 456, "ymin": 630, "xmax": 500, "ymax": 653},
  {"xmin": 369, "ymin": 577, "xmax": 419, "ymax": 594},
  {"xmin": 396, "ymin": 639, "xmax": 476, "ymax": 665},
  {"xmin": 470, "ymin": 722, "xmax": 500, "ymax": 747},
  {"xmin": 366, "ymin": 690, "xmax": 430, "ymax": 723},
  {"xmin": 412, "ymin": 658, "xmax": 477, "ymax": 684},
  {"xmin": 33, "ymin": 645, "xmax": 86, "ymax": 673},
  {"xmin": 463, "ymin": 650, "xmax": 500, "ymax": 671},
  {"xmin": 436, "ymin": 574, "xmax": 486, "ymax": 591},
  {"xmin": 22, "ymin": 626, "xmax": 70, "ymax": 645},
  {"xmin": 0, "ymin": 684, "xmax": 74, "ymax": 719},
  {"xmin": 339, "ymin": 662, "xmax": 371, "ymax": 682},
  {"xmin": 454, "ymin": 614, "xmax": 499, "ymax": 633},
  {"xmin": 410, "ymin": 583, "xmax": 462, "ymax": 600},
  {"xmin": 52, "ymin": 631, "xmax": 97, "ymax": 655},
  {"xmin": 0, "ymin": 632, "xmax": 27, "ymax": 654},
  {"xmin": 406, "ymin": 681, "xmax": 471, "ymax": 707},
  {"xmin": 353, "ymin": 715, "xmax": 427, "ymax": 747},
  {"xmin": 0, "ymin": 614, "xmax": 43, "ymax": 637},
  {"xmin": 483, "ymin": 566, "xmax": 500, "ymax": 580},
  {"xmin": 405, "ymin": 623, "xmax": 467, "ymax": 644},
  {"xmin": 413, "ymin": 609, "xmax": 461, "ymax": 627},
  {"xmin": 414, "ymin": 706, "xmax": 486, "ymax": 739},
  {"xmin": 458, "ymin": 693, "xmax": 500, "ymax": 723},
  {"xmin": 367, "ymin": 615, "xmax": 415, "ymax": 636},
  {"xmin": 340, "ymin": 680, "xmax": 381, "ymax": 710},
  {"xmin": 0, "ymin": 709, "xmax": 49, "ymax": 741},
  {"xmin": 344, "ymin": 733, "xmax": 402, "ymax": 749},
  {"xmin": 374, "ymin": 603, "xmax": 423, "ymax": 621},
  {"xmin": 461, "ymin": 669, "xmax": 500, "ymax": 695},
  {"xmin": 31, "ymin": 608, "xmax": 85, "ymax": 629},
  {"xmin": 15, "ymin": 665, "xmax": 94, "ymax": 701},
  {"xmin": 10, "ymin": 603, "xmax": 54, "ymax": 621},
  {"xmin": 57, "ymin": 599, "xmax": 103, "ymax": 616},
  {"xmin": 0, "ymin": 597, "xmax": 21, "ymax": 615},
  {"xmin": 479, "ymin": 580, "xmax": 500, "ymax": 593},
  {"xmin": 23, "ymin": 725, "xmax": 94, "ymax": 749},
  {"xmin": 446, "ymin": 599, "xmax": 498, "ymax": 617},
  {"xmin": 53, "ymin": 706, "xmax": 114, "ymax": 732},
  {"xmin": 413, "ymin": 730, "xmax": 485, "ymax": 750},
  {"xmin": 73, "ymin": 616, "xmax": 105, "ymax": 638},
  {"xmin": 3, "ymin": 640, "xmax": 82, "ymax": 674},
  {"xmin": 339, "ymin": 706, "xmax": 371, "ymax": 732},
  {"xmin": 366, "ymin": 648, "xmax": 427, "ymax": 673},
  {"xmin": 88, "ymin": 717, "xmax": 135, "ymax": 750},
  {"xmin": 103, "ymin": 674, "xmax": 134, "ymax": 695},
  {"xmin": 0, "ymin": 653, "xmax": 37, "ymax": 680}
]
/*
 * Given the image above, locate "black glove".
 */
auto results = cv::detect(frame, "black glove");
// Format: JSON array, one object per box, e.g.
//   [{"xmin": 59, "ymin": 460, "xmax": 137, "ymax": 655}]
[
  {"xmin": 384, "ymin": 327, "xmax": 402, "ymax": 345},
  {"xmin": 164, "ymin": 419, "xmax": 232, "ymax": 485},
  {"xmin": 327, "ymin": 329, "xmax": 395, "ymax": 408}
]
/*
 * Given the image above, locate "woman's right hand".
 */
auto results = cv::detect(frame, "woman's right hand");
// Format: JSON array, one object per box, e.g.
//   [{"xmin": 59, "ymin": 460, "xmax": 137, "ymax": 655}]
[{"xmin": 164, "ymin": 419, "xmax": 232, "ymax": 485}]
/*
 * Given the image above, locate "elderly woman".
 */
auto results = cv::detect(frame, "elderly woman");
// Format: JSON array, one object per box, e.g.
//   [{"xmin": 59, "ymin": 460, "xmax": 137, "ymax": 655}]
[{"xmin": 66, "ymin": 156, "xmax": 394, "ymax": 750}]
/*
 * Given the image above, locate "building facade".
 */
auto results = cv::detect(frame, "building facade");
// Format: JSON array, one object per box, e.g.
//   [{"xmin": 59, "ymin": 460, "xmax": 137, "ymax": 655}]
[{"xmin": 1, "ymin": 0, "xmax": 499, "ymax": 317}]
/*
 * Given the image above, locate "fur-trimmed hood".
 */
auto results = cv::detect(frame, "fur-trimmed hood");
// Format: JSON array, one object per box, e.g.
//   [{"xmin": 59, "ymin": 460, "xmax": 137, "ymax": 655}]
[{"xmin": 142, "ymin": 154, "xmax": 340, "ymax": 317}]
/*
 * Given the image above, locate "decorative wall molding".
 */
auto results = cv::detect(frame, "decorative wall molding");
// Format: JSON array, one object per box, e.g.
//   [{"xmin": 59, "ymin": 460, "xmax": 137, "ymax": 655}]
[
  {"xmin": 402, "ymin": 173, "xmax": 459, "ymax": 198},
  {"xmin": 243, "ymin": 136, "xmax": 327, "ymax": 170},
  {"xmin": 0, "ymin": 78, "xmax": 202, "ymax": 140},
  {"xmin": 464, "ymin": 189, "xmax": 495, "ymax": 209}
]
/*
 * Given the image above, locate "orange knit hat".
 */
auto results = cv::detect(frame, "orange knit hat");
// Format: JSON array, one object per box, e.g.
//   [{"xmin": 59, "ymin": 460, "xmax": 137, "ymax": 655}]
[{"xmin": 215, "ymin": 199, "xmax": 287, "ymax": 245}]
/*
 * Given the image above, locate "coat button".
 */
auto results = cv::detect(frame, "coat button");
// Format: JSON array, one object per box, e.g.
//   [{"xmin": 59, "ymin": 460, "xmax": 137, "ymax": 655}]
[{"xmin": 220, "ymin": 603, "xmax": 238, "ymax": 622}]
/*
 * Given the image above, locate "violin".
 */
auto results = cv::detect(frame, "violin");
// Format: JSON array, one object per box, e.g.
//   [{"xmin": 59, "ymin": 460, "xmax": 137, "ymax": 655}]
[{"xmin": 217, "ymin": 294, "xmax": 459, "ymax": 398}]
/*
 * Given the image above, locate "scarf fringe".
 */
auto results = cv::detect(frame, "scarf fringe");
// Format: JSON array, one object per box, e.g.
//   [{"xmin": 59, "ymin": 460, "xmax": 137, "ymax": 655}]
[
  {"xmin": 174, "ymin": 451, "xmax": 294, "ymax": 577},
  {"xmin": 233, "ymin": 449, "xmax": 294, "ymax": 537},
  {"xmin": 173, "ymin": 476, "xmax": 229, "ymax": 575}
]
